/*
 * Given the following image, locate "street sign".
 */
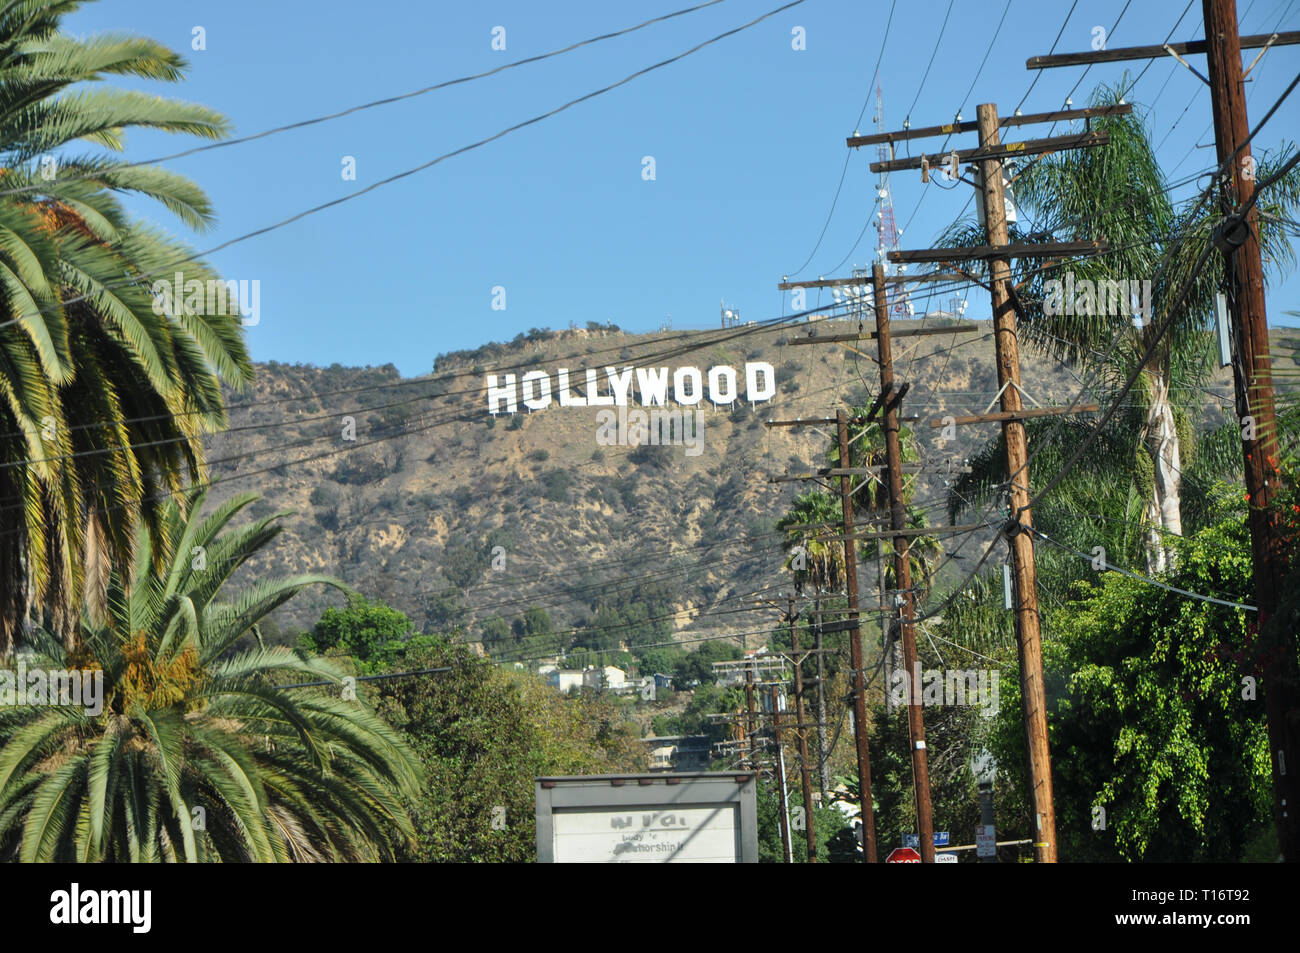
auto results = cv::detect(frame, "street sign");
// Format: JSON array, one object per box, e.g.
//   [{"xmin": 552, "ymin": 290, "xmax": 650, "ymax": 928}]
[
  {"xmin": 886, "ymin": 847, "xmax": 922, "ymax": 863},
  {"xmin": 976, "ymin": 824, "xmax": 996, "ymax": 858},
  {"xmin": 535, "ymin": 773, "xmax": 758, "ymax": 863},
  {"xmin": 935, "ymin": 852, "xmax": 958, "ymax": 863},
  {"xmin": 904, "ymin": 832, "xmax": 950, "ymax": 848}
]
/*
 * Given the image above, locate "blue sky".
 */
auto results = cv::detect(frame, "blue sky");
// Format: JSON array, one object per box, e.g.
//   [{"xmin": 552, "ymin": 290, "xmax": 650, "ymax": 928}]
[{"xmin": 65, "ymin": 0, "xmax": 1300, "ymax": 376}]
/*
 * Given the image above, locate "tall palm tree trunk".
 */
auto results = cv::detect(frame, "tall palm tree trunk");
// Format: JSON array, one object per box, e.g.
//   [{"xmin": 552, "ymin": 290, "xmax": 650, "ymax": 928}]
[{"xmin": 1143, "ymin": 368, "xmax": 1184, "ymax": 573}]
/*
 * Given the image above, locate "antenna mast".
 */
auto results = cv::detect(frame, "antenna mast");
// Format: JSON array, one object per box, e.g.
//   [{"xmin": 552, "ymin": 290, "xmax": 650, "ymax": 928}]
[{"xmin": 872, "ymin": 84, "xmax": 913, "ymax": 320}]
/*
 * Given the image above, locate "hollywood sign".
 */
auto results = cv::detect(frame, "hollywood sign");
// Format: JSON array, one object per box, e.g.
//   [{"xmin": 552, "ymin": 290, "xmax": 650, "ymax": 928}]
[{"xmin": 485, "ymin": 363, "xmax": 777, "ymax": 415}]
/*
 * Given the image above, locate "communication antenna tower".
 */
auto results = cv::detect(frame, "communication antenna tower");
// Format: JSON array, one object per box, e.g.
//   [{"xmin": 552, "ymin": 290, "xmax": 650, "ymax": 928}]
[{"xmin": 871, "ymin": 84, "xmax": 913, "ymax": 320}]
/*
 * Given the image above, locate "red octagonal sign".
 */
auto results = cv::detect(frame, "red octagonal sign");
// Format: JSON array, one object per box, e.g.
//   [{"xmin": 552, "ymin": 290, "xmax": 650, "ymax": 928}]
[{"xmin": 886, "ymin": 847, "xmax": 922, "ymax": 863}]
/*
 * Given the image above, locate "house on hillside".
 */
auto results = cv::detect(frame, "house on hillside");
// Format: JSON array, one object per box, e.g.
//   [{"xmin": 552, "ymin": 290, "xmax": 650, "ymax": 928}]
[
  {"xmin": 547, "ymin": 669, "xmax": 586, "ymax": 694},
  {"xmin": 582, "ymin": 665, "xmax": 626, "ymax": 691},
  {"xmin": 641, "ymin": 735, "xmax": 713, "ymax": 771},
  {"xmin": 547, "ymin": 665, "xmax": 628, "ymax": 694}
]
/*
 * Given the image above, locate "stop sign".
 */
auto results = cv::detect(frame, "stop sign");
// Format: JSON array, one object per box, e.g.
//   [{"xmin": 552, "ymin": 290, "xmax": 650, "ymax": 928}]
[{"xmin": 886, "ymin": 847, "xmax": 922, "ymax": 863}]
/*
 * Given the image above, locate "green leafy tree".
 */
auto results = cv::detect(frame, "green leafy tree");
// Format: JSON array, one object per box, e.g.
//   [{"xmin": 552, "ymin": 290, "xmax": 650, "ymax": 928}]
[
  {"xmin": 515, "ymin": 605, "xmax": 553, "ymax": 640},
  {"xmin": 636, "ymin": 646, "xmax": 685, "ymax": 679},
  {"xmin": 779, "ymin": 411, "xmax": 939, "ymax": 706},
  {"xmin": 754, "ymin": 776, "xmax": 852, "ymax": 863},
  {"xmin": 479, "ymin": 614, "xmax": 511, "ymax": 648},
  {"xmin": 833, "ymin": 410, "xmax": 942, "ymax": 600},
  {"xmin": 671, "ymin": 639, "xmax": 742, "ymax": 687},
  {"xmin": 442, "ymin": 541, "xmax": 488, "ymax": 589},
  {"xmin": 369, "ymin": 635, "xmax": 646, "ymax": 861},
  {"xmin": 302, "ymin": 593, "xmax": 416, "ymax": 671},
  {"xmin": 988, "ymin": 487, "xmax": 1273, "ymax": 861},
  {"xmin": 777, "ymin": 491, "xmax": 845, "ymax": 595}
]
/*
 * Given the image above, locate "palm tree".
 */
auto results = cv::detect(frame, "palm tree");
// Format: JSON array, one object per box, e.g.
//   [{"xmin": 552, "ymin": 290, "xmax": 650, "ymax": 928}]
[
  {"xmin": 778, "ymin": 409, "xmax": 942, "ymax": 719},
  {"xmin": 834, "ymin": 409, "xmax": 943, "ymax": 600},
  {"xmin": 0, "ymin": 1, "xmax": 253, "ymax": 652},
  {"xmin": 777, "ymin": 490, "xmax": 846, "ymax": 596},
  {"xmin": 0, "ymin": 490, "xmax": 421, "ymax": 861},
  {"xmin": 941, "ymin": 82, "xmax": 1299, "ymax": 571},
  {"xmin": 776, "ymin": 489, "xmax": 844, "ymax": 796}
]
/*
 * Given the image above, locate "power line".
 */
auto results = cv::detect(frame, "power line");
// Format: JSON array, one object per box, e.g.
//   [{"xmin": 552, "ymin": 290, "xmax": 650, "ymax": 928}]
[
  {"xmin": 407, "ymin": 487, "xmax": 971, "ymax": 628},
  {"xmin": 0, "ymin": 297, "xmax": 842, "ymax": 485},
  {"xmin": 1032, "ymin": 527, "xmax": 1257, "ymax": 610},
  {"xmin": 903, "ymin": 0, "xmax": 956, "ymax": 126},
  {"xmin": 1124, "ymin": 0, "xmax": 1197, "ymax": 94},
  {"xmin": 0, "ymin": 0, "xmax": 733, "ymax": 201},
  {"xmin": 1015, "ymin": 0, "xmax": 1080, "ymax": 114},
  {"xmin": 979, "ymin": 72, "xmax": 1300, "ymax": 512},
  {"xmin": 0, "ymin": 296, "xmax": 825, "ymax": 445},
  {"xmin": 0, "ymin": 0, "xmax": 808, "ymax": 333},
  {"xmin": 1163, "ymin": 0, "xmax": 1294, "ymax": 179},
  {"xmin": 955, "ymin": 1, "xmax": 1014, "ymax": 121},
  {"xmin": 1047, "ymin": 0, "xmax": 1134, "ymax": 134},
  {"xmin": 784, "ymin": 0, "xmax": 899, "ymax": 277},
  {"xmin": 0, "ymin": 300, "xmax": 924, "ymax": 537},
  {"xmin": 281, "ymin": 666, "xmax": 453, "ymax": 690}
]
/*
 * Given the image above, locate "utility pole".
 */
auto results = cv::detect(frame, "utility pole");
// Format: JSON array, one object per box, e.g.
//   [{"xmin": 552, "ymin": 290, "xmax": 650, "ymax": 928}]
[
  {"xmin": 771, "ymin": 303, "xmax": 989, "ymax": 861},
  {"xmin": 781, "ymin": 103, "xmax": 1121, "ymax": 866},
  {"xmin": 765, "ymin": 408, "xmax": 890, "ymax": 861},
  {"xmin": 790, "ymin": 598, "xmax": 819, "ymax": 862},
  {"xmin": 1202, "ymin": 0, "xmax": 1300, "ymax": 860},
  {"xmin": 871, "ymin": 263, "xmax": 937, "ymax": 862},
  {"xmin": 837, "ymin": 409, "xmax": 880, "ymax": 863},
  {"xmin": 771, "ymin": 683, "xmax": 793, "ymax": 863},
  {"xmin": 745, "ymin": 662, "xmax": 758, "ymax": 772},
  {"xmin": 814, "ymin": 609, "xmax": 829, "ymax": 801},
  {"xmin": 880, "ymin": 548, "xmax": 895, "ymax": 713},
  {"xmin": 845, "ymin": 102, "xmax": 1123, "ymax": 864},
  {"xmin": 974, "ymin": 102, "xmax": 1057, "ymax": 863},
  {"xmin": 1022, "ymin": 6, "xmax": 1300, "ymax": 860}
]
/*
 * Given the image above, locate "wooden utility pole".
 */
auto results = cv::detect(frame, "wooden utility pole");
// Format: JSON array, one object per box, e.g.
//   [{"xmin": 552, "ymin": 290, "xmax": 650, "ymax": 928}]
[
  {"xmin": 839, "ymin": 104, "xmax": 1120, "ymax": 863},
  {"xmin": 771, "ymin": 320, "xmax": 1005, "ymax": 862},
  {"xmin": 771, "ymin": 683, "xmax": 793, "ymax": 863},
  {"xmin": 880, "ymin": 549, "xmax": 895, "ymax": 713},
  {"xmin": 1022, "ymin": 2, "xmax": 1300, "ymax": 861},
  {"xmin": 765, "ymin": 407, "xmax": 920, "ymax": 862},
  {"xmin": 871, "ymin": 263, "xmax": 937, "ymax": 862},
  {"xmin": 790, "ymin": 598, "xmax": 819, "ymax": 862},
  {"xmin": 745, "ymin": 663, "xmax": 758, "ymax": 772},
  {"xmin": 837, "ymin": 409, "xmax": 880, "ymax": 862},
  {"xmin": 974, "ymin": 102, "xmax": 1057, "ymax": 863},
  {"xmin": 814, "ymin": 611, "xmax": 829, "ymax": 801},
  {"xmin": 1202, "ymin": 0, "xmax": 1300, "ymax": 860}
]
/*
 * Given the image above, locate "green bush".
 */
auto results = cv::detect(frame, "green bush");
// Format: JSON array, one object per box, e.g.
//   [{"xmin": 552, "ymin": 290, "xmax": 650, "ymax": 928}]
[
  {"xmin": 310, "ymin": 484, "xmax": 340, "ymax": 508},
  {"xmin": 540, "ymin": 469, "xmax": 571, "ymax": 502},
  {"xmin": 332, "ymin": 452, "xmax": 389, "ymax": 486}
]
